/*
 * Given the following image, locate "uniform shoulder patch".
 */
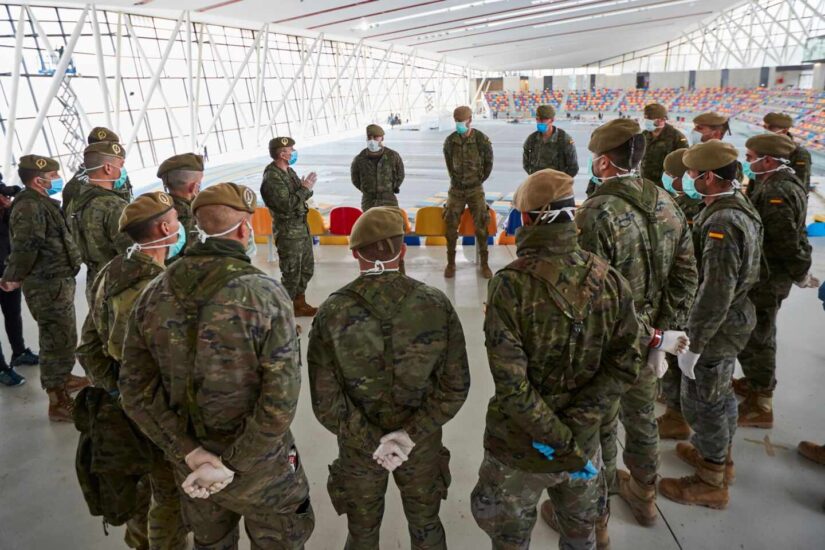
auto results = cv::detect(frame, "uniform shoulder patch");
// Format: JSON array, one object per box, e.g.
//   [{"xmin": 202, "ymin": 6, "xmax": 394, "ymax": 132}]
[
  {"xmin": 768, "ymin": 198, "xmax": 784, "ymax": 205},
  {"xmin": 708, "ymin": 230, "xmax": 725, "ymax": 240}
]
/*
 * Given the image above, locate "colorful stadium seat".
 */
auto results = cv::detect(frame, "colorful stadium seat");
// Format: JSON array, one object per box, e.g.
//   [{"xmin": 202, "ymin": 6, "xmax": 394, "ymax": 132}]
[{"xmin": 329, "ymin": 206, "xmax": 362, "ymax": 236}]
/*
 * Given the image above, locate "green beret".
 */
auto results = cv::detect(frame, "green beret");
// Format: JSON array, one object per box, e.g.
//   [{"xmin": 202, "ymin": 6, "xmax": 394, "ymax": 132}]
[
  {"xmin": 644, "ymin": 103, "xmax": 667, "ymax": 119},
  {"xmin": 84, "ymin": 141, "xmax": 125, "ymax": 159},
  {"xmin": 693, "ymin": 112, "xmax": 728, "ymax": 126},
  {"xmin": 349, "ymin": 207, "xmax": 405, "ymax": 250},
  {"xmin": 192, "ymin": 182, "xmax": 256, "ymax": 214},
  {"xmin": 18, "ymin": 154, "xmax": 59, "ymax": 172},
  {"xmin": 269, "ymin": 136, "xmax": 295, "ymax": 159},
  {"xmin": 513, "ymin": 169, "xmax": 574, "ymax": 212},
  {"xmin": 663, "ymin": 149, "xmax": 688, "ymax": 178},
  {"xmin": 763, "ymin": 112, "xmax": 793, "ymax": 129},
  {"xmin": 536, "ymin": 105, "xmax": 556, "ymax": 120},
  {"xmin": 745, "ymin": 133, "xmax": 795, "ymax": 159},
  {"xmin": 366, "ymin": 124, "xmax": 385, "ymax": 138},
  {"xmin": 453, "ymin": 106, "xmax": 472, "ymax": 121},
  {"xmin": 118, "ymin": 191, "xmax": 174, "ymax": 232},
  {"xmin": 588, "ymin": 119, "xmax": 640, "ymax": 155},
  {"xmin": 87, "ymin": 127, "xmax": 120, "ymax": 144},
  {"xmin": 157, "ymin": 153, "xmax": 204, "ymax": 178},
  {"xmin": 683, "ymin": 140, "xmax": 739, "ymax": 172}
]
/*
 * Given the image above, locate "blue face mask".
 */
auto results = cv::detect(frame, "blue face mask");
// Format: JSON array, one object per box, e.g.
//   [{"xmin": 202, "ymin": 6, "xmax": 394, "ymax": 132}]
[
  {"xmin": 587, "ymin": 156, "xmax": 602, "ymax": 186},
  {"xmin": 114, "ymin": 167, "xmax": 128, "ymax": 190},
  {"xmin": 681, "ymin": 172, "xmax": 702, "ymax": 200},
  {"xmin": 245, "ymin": 220, "xmax": 257, "ymax": 257},
  {"xmin": 537, "ymin": 122, "xmax": 549, "ymax": 133},
  {"xmin": 643, "ymin": 119, "xmax": 657, "ymax": 132},
  {"xmin": 288, "ymin": 151, "xmax": 298, "ymax": 165},
  {"xmin": 167, "ymin": 224, "xmax": 186, "ymax": 259},
  {"xmin": 45, "ymin": 177, "xmax": 64, "ymax": 196},
  {"xmin": 662, "ymin": 173, "xmax": 678, "ymax": 195},
  {"xmin": 456, "ymin": 122, "xmax": 468, "ymax": 135}
]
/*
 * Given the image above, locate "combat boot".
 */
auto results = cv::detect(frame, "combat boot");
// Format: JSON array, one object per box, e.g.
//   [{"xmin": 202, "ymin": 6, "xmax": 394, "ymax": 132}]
[
  {"xmin": 657, "ymin": 407, "xmax": 691, "ymax": 440},
  {"xmin": 738, "ymin": 390, "xmax": 773, "ymax": 428},
  {"xmin": 617, "ymin": 470, "xmax": 657, "ymax": 526},
  {"xmin": 47, "ymin": 387, "xmax": 75, "ymax": 423},
  {"xmin": 293, "ymin": 294, "xmax": 318, "ymax": 317},
  {"xmin": 444, "ymin": 251, "xmax": 456, "ymax": 278},
  {"xmin": 675, "ymin": 442, "xmax": 735, "ymax": 484},
  {"xmin": 798, "ymin": 441, "xmax": 825, "ymax": 466},
  {"xmin": 659, "ymin": 460, "xmax": 729, "ymax": 509},
  {"xmin": 65, "ymin": 373, "xmax": 90, "ymax": 394},
  {"xmin": 732, "ymin": 377, "xmax": 749, "ymax": 397},
  {"xmin": 479, "ymin": 251, "xmax": 493, "ymax": 279},
  {"xmin": 539, "ymin": 501, "xmax": 610, "ymax": 550}
]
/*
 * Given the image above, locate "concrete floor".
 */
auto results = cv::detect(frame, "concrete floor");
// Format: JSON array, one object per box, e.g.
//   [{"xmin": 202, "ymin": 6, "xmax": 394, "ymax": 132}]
[{"xmin": 1, "ymin": 120, "xmax": 825, "ymax": 549}]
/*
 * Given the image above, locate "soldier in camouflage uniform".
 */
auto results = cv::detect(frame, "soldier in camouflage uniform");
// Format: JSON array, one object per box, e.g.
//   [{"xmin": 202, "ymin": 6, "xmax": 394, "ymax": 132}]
[
  {"xmin": 0, "ymin": 155, "xmax": 87, "ymax": 421},
  {"xmin": 640, "ymin": 103, "xmax": 688, "ymax": 187},
  {"xmin": 735, "ymin": 134, "xmax": 818, "ymax": 429},
  {"xmin": 571, "ymin": 119, "xmax": 697, "ymax": 527},
  {"xmin": 119, "ymin": 183, "xmax": 314, "ymax": 550},
  {"xmin": 689, "ymin": 112, "xmax": 744, "ymax": 184},
  {"xmin": 308, "ymin": 206, "xmax": 470, "ymax": 549},
  {"xmin": 62, "ymin": 127, "xmax": 134, "ymax": 213},
  {"xmin": 157, "ymin": 153, "xmax": 204, "ymax": 260},
  {"xmin": 522, "ymin": 104, "xmax": 578, "ymax": 177},
  {"xmin": 261, "ymin": 136, "xmax": 318, "ymax": 317},
  {"xmin": 473, "ymin": 169, "xmax": 641, "ymax": 550},
  {"xmin": 763, "ymin": 112, "xmax": 812, "ymax": 191},
  {"xmin": 66, "ymin": 141, "xmax": 133, "ymax": 304},
  {"xmin": 443, "ymin": 105, "xmax": 494, "ymax": 279},
  {"xmin": 76, "ymin": 192, "xmax": 188, "ymax": 549},
  {"xmin": 659, "ymin": 140, "xmax": 763, "ymax": 509},
  {"xmin": 351, "ymin": 124, "xmax": 405, "ymax": 211}
]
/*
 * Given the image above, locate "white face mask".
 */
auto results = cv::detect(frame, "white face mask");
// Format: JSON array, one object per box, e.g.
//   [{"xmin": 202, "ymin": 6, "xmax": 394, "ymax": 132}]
[
  {"xmin": 357, "ymin": 249, "xmax": 402, "ymax": 275},
  {"xmin": 643, "ymin": 119, "xmax": 657, "ymax": 132},
  {"xmin": 196, "ymin": 219, "xmax": 257, "ymax": 256},
  {"xmin": 689, "ymin": 130, "xmax": 704, "ymax": 146},
  {"xmin": 367, "ymin": 140, "xmax": 382, "ymax": 153}
]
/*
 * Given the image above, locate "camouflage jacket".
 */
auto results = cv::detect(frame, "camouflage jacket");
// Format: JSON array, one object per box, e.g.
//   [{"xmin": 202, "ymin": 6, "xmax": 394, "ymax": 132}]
[
  {"xmin": 640, "ymin": 124, "xmax": 689, "ymax": 186},
  {"xmin": 576, "ymin": 176, "xmax": 698, "ymax": 346},
  {"xmin": 748, "ymin": 169, "xmax": 811, "ymax": 284},
  {"xmin": 788, "ymin": 135, "xmax": 811, "ymax": 190},
  {"xmin": 62, "ymin": 165, "xmax": 133, "ymax": 214},
  {"xmin": 674, "ymin": 193, "xmax": 706, "ymax": 230},
  {"xmin": 688, "ymin": 193, "xmax": 762, "ymax": 359},
  {"xmin": 77, "ymin": 252, "xmax": 164, "ymax": 392},
  {"xmin": 522, "ymin": 126, "xmax": 579, "ymax": 177},
  {"xmin": 443, "ymin": 129, "xmax": 493, "ymax": 190},
  {"xmin": 171, "ymin": 194, "xmax": 196, "ymax": 256},
  {"xmin": 66, "ymin": 184, "xmax": 133, "ymax": 274},
  {"xmin": 2, "ymin": 187, "xmax": 81, "ymax": 282},
  {"xmin": 307, "ymin": 272, "xmax": 470, "ymax": 452},
  {"xmin": 119, "ymin": 238, "xmax": 301, "ymax": 472},
  {"xmin": 351, "ymin": 147, "xmax": 405, "ymax": 199},
  {"xmin": 484, "ymin": 224, "xmax": 641, "ymax": 473},
  {"xmin": 260, "ymin": 163, "xmax": 311, "ymax": 238}
]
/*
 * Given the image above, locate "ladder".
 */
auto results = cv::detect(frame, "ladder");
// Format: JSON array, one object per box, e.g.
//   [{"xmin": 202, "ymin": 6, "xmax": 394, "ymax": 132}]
[{"xmin": 55, "ymin": 77, "xmax": 85, "ymax": 173}]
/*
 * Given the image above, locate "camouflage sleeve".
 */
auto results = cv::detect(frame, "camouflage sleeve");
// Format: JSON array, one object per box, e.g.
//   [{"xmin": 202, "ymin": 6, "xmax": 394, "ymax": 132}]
[
  {"xmin": 262, "ymin": 170, "xmax": 312, "ymax": 220},
  {"xmin": 393, "ymin": 151, "xmax": 405, "ymax": 193},
  {"xmin": 443, "ymin": 138, "xmax": 454, "ymax": 181},
  {"xmin": 522, "ymin": 135, "xmax": 532, "ymax": 174},
  {"xmin": 656, "ymin": 219, "xmax": 697, "ymax": 329},
  {"xmin": 76, "ymin": 270, "xmax": 119, "ymax": 392},
  {"xmin": 796, "ymin": 148, "xmax": 811, "ymax": 187},
  {"xmin": 2, "ymin": 201, "xmax": 45, "ymax": 282},
  {"xmin": 564, "ymin": 135, "xmax": 579, "ymax": 177},
  {"xmin": 402, "ymin": 299, "xmax": 470, "ymax": 444},
  {"xmin": 350, "ymin": 157, "xmax": 362, "ymax": 191},
  {"xmin": 481, "ymin": 134, "xmax": 494, "ymax": 183},
  {"xmin": 484, "ymin": 272, "xmax": 580, "ymax": 458},
  {"xmin": 108, "ymin": 205, "xmax": 133, "ymax": 254},
  {"xmin": 575, "ymin": 205, "xmax": 615, "ymax": 265},
  {"xmin": 761, "ymin": 184, "xmax": 811, "ymax": 281}
]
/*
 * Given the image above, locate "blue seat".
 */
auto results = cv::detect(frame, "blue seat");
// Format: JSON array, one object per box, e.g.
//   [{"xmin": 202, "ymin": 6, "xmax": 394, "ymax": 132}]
[{"xmin": 506, "ymin": 208, "xmax": 523, "ymax": 236}]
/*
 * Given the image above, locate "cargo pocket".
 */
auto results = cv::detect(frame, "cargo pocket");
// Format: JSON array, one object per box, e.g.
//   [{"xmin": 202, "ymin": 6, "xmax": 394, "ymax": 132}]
[
  {"xmin": 327, "ymin": 461, "xmax": 348, "ymax": 516},
  {"xmin": 437, "ymin": 447, "xmax": 452, "ymax": 500}
]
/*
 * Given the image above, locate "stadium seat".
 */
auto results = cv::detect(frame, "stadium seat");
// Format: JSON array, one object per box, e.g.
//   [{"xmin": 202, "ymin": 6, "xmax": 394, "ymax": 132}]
[
  {"xmin": 458, "ymin": 207, "xmax": 498, "ymax": 238},
  {"xmin": 252, "ymin": 207, "xmax": 275, "ymax": 262},
  {"xmin": 329, "ymin": 206, "xmax": 362, "ymax": 235},
  {"xmin": 307, "ymin": 208, "xmax": 326, "ymax": 236},
  {"xmin": 414, "ymin": 206, "xmax": 447, "ymax": 245},
  {"xmin": 505, "ymin": 208, "xmax": 523, "ymax": 235}
]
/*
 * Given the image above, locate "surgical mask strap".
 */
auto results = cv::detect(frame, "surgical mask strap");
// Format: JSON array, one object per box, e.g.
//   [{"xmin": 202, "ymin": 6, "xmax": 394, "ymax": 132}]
[
  {"xmin": 196, "ymin": 219, "xmax": 244, "ymax": 243},
  {"xmin": 531, "ymin": 206, "xmax": 576, "ymax": 225},
  {"xmin": 83, "ymin": 163, "xmax": 121, "ymax": 183},
  {"xmin": 126, "ymin": 231, "xmax": 177, "ymax": 259},
  {"xmin": 357, "ymin": 250, "xmax": 402, "ymax": 276}
]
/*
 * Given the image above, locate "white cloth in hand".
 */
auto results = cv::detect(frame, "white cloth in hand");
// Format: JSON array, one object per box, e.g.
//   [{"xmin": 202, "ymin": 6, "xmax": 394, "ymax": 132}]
[
  {"xmin": 677, "ymin": 350, "xmax": 700, "ymax": 380},
  {"xmin": 647, "ymin": 349, "xmax": 668, "ymax": 379},
  {"xmin": 659, "ymin": 330, "xmax": 690, "ymax": 355}
]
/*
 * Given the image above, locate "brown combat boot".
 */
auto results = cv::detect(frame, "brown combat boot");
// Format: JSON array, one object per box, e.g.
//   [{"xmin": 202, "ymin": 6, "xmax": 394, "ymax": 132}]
[
  {"xmin": 617, "ymin": 470, "xmax": 657, "ymax": 526},
  {"xmin": 293, "ymin": 294, "xmax": 318, "ymax": 317},
  {"xmin": 798, "ymin": 441, "xmax": 825, "ymax": 466},
  {"xmin": 65, "ymin": 373, "xmax": 90, "ymax": 394},
  {"xmin": 675, "ymin": 442, "xmax": 735, "ymax": 484},
  {"xmin": 738, "ymin": 390, "xmax": 773, "ymax": 428},
  {"xmin": 659, "ymin": 460, "xmax": 729, "ymax": 509},
  {"xmin": 47, "ymin": 387, "xmax": 75, "ymax": 423},
  {"xmin": 540, "ymin": 501, "xmax": 610, "ymax": 549},
  {"xmin": 479, "ymin": 251, "xmax": 493, "ymax": 279},
  {"xmin": 731, "ymin": 377, "xmax": 749, "ymax": 397},
  {"xmin": 444, "ymin": 251, "xmax": 456, "ymax": 278},
  {"xmin": 657, "ymin": 407, "xmax": 691, "ymax": 440}
]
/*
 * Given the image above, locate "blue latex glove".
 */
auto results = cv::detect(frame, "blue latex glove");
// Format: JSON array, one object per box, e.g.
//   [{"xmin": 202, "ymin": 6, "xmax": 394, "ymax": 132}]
[
  {"xmin": 532, "ymin": 441, "xmax": 556, "ymax": 461},
  {"xmin": 569, "ymin": 460, "xmax": 599, "ymax": 481}
]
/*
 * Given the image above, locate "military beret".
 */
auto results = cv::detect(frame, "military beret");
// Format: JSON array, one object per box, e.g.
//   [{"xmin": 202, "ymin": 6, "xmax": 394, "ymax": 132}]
[
  {"xmin": 763, "ymin": 112, "xmax": 793, "ymax": 129},
  {"xmin": 349, "ymin": 206, "xmax": 405, "ymax": 250},
  {"xmin": 693, "ymin": 112, "xmax": 728, "ymax": 126},
  {"xmin": 745, "ymin": 133, "xmax": 795, "ymax": 159},
  {"xmin": 683, "ymin": 140, "xmax": 739, "ymax": 172},
  {"xmin": 269, "ymin": 137, "xmax": 295, "ymax": 158},
  {"xmin": 84, "ymin": 141, "xmax": 125, "ymax": 159},
  {"xmin": 157, "ymin": 153, "xmax": 204, "ymax": 178},
  {"xmin": 536, "ymin": 105, "xmax": 556, "ymax": 120},
  {"xmin": 663, "ymin": 148, "xmax": 688, "ymax": 178},
  {"xmin": 644, "ymin": 103, "xmax": 667, "ymax": 119},
  {"xmin": 453, "ymin": 106, "xmax": 472, "ymax": 121},
  {"xmin": 588, "ymin": 118, "xmax": 640, "ymax": 154},
  {"xmin": 118, "ymin": 191, "xmax": 174, "ymax": 232},
  {"xmin": 87, "ymin": 127, "xmax": 120, "ymax": 144},
  {"xmin": 18, "ymin": 154, "xmax": 59, "ymax": 172},
  {"xmin": 513, "ymin": 169, "xmax": 574, "ymax": 212},
  {"xmin": 192, "ymin": 182, "xmax": 256, "ymax": 214},
  {"xmin": 366, "ymin": 124, "xmax": 385, "ymax": 138}
]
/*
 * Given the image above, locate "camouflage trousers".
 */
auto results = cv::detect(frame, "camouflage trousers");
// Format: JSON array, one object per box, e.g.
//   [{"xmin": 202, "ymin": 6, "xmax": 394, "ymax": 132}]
[
  {"xmin": 275, "ymin": 230, "xmax": 314, "ymax": 300},
  {"xmin": 471, "ymin": 450, "xmax": 603, "ymax": 550},
  {"xmin": 22, "ymin": 277, "xmax": 77, "ymax": 390},
  {"xmin": 174, "ymin": 449, "xmax": 314, "ymax": 550},
  {"xmin": 124, "ymin": 457, "xmax": 188, "ymax": 550},
  {"xmin": 361, "ymin": 193, "xmax": 398, "ymax": 212},
  {"xmin": 681, "ymin": 357, "xmax": 738, "ymax": 464},
  {"xmin": 738, "ymin": 280, "xmax": 792, "ymax": 392},
  {"xmin": 327, "ymin": 432, "xmax": 451, "ymax": 549},
  {"xmin": 443, "ymin": 186, "xmax": 489, "ymax": 254},
  {"xmin": 660, "ymin": 356, "xmax": 682, "ymax": 410}
]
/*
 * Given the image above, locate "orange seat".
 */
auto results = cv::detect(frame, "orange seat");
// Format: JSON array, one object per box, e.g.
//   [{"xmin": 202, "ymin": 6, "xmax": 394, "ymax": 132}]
[
  {"xmin": 414, "ymin": 206, "xmax": 447, "ymax": 236},
  {"xmin": 458, "ymin": 207, "xmax": 497, "ymax": 236},
  {"xmin": 329, "ymin": 206, "xmax": 362, "ymax": 236},
  {"xmin": 252, "ymin": 207, "xmax": 273, "ymax": 241},
  {"xmin": 497, "ymin": 230, "xmax": 515, "ymax": 245},
  {"xmin": 398, "ymin": 208, "xmax": 413, "ymax": 234}
]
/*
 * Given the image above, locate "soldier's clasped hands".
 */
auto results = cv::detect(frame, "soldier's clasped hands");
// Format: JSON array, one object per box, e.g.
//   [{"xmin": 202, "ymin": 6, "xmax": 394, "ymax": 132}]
[{"xmin": 373, "ymin": 430, "xmax": 415, "ymax": 472}]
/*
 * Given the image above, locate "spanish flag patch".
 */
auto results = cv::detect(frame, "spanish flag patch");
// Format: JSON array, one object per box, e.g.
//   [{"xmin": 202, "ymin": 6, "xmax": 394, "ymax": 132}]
[
  {"xmin": 708, "ymin": 231, "xmax": 725, "ymax": 240},
  {"xmin": 769, "ymin": 198, "xmax": 784, "ymax": 205}
]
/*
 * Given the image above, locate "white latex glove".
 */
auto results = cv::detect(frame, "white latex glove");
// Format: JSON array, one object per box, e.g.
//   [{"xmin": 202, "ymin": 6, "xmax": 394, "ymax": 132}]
[
  {"xmin": 184, "ymin": 446, "xmax": 222, "ymax": 471},
  {"xmin": 376, "ymin": 451, "xmax": 407, "ymax": 472},
  {"xmin": 182, "ymin": 463, "xmax": 234, "ymax": 499},
  {"xmin": 656, "ymin": 330, "xmax": 690, "ymax": 355},
  {"xmin": 647, "ymin": 349, "xmax": 668, "ymax": 379},
  {"xmin": 301, "ymin": 172, "xmax": 318, "ymax": 190},
  {"xmin": 795, "ymin": 274, "xmax": 821, "ymax": 288},
  {"xmin": 379, "ymin": 430, "xmax": 415, "ymax": 456},
  {"xmin": 677, "ymin": 350, "xmax": 700, "ymax": 380}
]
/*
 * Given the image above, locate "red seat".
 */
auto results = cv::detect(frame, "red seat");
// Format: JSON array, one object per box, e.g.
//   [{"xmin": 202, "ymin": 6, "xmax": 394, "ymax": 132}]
[{"xmin": 329, "ymin": 206, "xmax": 362, "ymax": 236}]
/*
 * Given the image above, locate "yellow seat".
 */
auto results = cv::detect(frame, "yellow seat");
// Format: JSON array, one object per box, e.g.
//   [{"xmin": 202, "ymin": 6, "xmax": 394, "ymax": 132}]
[
  {"xmin": 307, "ymin": 208, "xmax": 326, "ymax": 236},
  {"xmin": 414, "ymin": 206, "xmax": 447, "ymax": 236},
  {"xmin": 425, "ymin": 236, "xmax": 448, "ymax": 246},
  {"xmin": 814, "ymin": 213, "xmax": 825, "ymax": 223},
  {"xmin": 319, "ymin": 235, "xmax": 350, "ymax": 245},
  {"xmin": 252, "ymin": 207, "xmax": 272, "ymax": 243}
]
